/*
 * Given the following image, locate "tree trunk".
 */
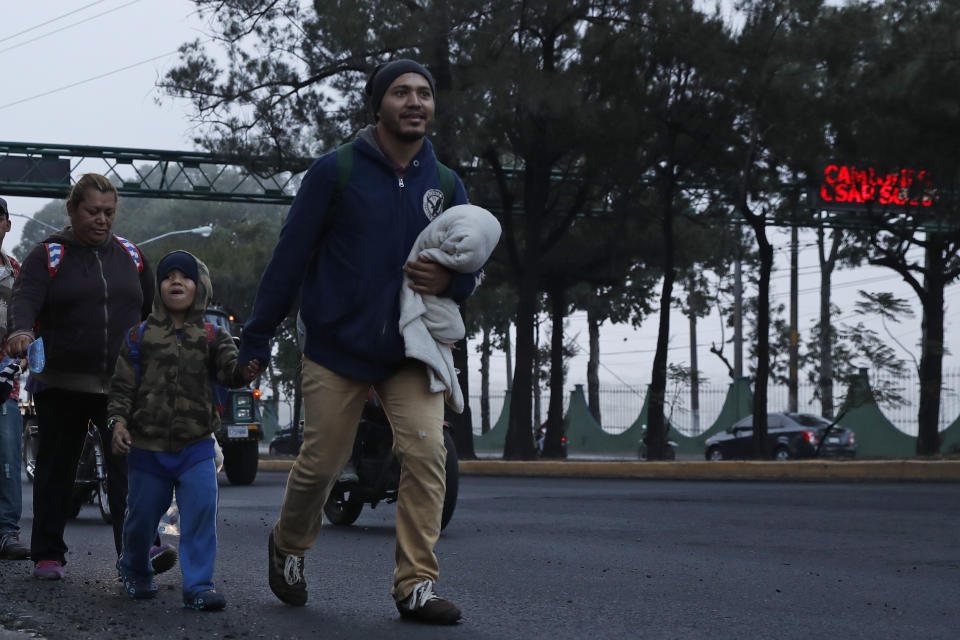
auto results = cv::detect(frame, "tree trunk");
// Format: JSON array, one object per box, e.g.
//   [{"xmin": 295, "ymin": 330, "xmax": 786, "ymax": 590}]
[
  {"xmin": 734, "ymin": 232, "xmax": 744, "ymax": 378},
  {"xmin": 543, "ymin": 282, "xmax": 567, "ymax": 458},
  {"xmin": 646, "ymin": 169, "xmax": 676, "ymax": 460},
  {"xmin": 504, "ymin": 269, "xmax": 537, "ymax": 459},
  {"xmin": 587, "ymin": 306, "xmax": 601, "ymax": 425},
  {"xmin": 504, "ymin": 324, "xmax": 513, "ymax": 391},
  {"xmin": 533, "ymin": 317, "xmax": 542, "ymax": 430},
  {"xmin": 751, "ymin": 227, "xmax": 774, "ymax": 459},
  {"xmin": 480, "ymin": 326, "xmax": 491, "ymax": 434},
  {"xmin": 688, "ymin": 308, "xmax": 700, "ymax": 435},
  {"xmin": 788, "ymin": 224, "xmax": 799, "ymax": 412},
  {"xmin": 817, "ymin": 228, "xmax": 841, "ymax": 419},
  {"xmin": 269, "ymin": 372, "xmax": 281, "ymax": 427},
  {"xmin": 917, "ymin": 239, "xmax": 946, "ymax": 455}
]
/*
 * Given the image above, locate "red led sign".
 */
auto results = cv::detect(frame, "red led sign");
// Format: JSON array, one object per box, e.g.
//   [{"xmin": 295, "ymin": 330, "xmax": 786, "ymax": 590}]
[{"xmin": 819, "ymin": 164, "xmax": 936, "ymax": 210}]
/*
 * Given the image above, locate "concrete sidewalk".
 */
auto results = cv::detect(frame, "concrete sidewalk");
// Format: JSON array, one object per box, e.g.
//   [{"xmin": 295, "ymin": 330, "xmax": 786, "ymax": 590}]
[{"xmin": 258, "ymin": 457, "xmax": 960, "ymax": 481}]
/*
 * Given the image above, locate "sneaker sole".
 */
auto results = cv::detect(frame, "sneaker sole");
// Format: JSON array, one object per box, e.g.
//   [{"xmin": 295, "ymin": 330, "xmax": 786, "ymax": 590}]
[
  {"xmin": 398, "ymin": 609, "xmax": 463, "ymax": 625},
  {"xmin": 268, "ymin": 532, "xmax": 307, "ymax": 607},
  {"xmin": 33, "ymin": 572, "xmax": 63, "ymax": 580},
  {"xmin": 183, "ymin": 600, "xmax": 226, "ymax": 611},
  {"xmin": 151, "ymin": 549, "xmax": 178, "ymax": 575}
]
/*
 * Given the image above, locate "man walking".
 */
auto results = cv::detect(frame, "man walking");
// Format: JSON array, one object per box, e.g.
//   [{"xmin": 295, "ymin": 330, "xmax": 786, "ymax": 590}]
[
  {"xmin": 239, "ymin": 59, "xmax": 480, "ymax": 624},
  {"xmin": 0, "ymin": 197, "xmax": 29, "ymax": 561}
]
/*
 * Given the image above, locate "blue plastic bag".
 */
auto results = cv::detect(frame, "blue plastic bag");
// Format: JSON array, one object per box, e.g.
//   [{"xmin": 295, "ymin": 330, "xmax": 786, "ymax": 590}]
[{"xmin": 27, "ymin": 337, "xmax": 45, "ymax": 373}]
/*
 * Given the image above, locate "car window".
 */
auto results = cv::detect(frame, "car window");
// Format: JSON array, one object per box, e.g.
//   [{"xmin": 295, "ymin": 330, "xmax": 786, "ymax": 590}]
[
  {"xmin": 789, "ymin": 414, "xmax": 830, "ymax": 427},
  {"xmin": 767, "ymin": 415, "xmax": 784, "ymax": 428}
]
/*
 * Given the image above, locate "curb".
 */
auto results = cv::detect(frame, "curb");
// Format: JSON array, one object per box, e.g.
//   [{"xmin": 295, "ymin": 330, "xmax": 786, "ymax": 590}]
[{"xmin": 257, "ymin": 458, "xmax": 960, "ymax": 482}]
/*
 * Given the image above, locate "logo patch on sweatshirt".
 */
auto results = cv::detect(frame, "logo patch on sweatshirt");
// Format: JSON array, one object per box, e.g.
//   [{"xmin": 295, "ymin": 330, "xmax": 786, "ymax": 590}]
[{"xmin": 423, "ymin": 189, "xmax": 445, "ymax": 221}]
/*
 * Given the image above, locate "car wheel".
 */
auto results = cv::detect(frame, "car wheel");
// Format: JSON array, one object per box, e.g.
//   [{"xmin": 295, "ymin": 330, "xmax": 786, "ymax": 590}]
[
  {"xmin": 774, "ymin": 446, "xmax": 790, "ymax": 461},
  {"xmin": 706, "ymin": 446, "xmax": 723, "ymax": 461}
]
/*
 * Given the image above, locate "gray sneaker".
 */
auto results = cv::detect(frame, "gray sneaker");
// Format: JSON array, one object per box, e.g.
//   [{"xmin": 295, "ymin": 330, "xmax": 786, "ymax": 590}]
[
  {"xmin": 0, "ymin": 534, "xmax": 30, "ymax": 560},
  {"xmin": 268, "ymin": 531, "xmax": 307, "ymax": 606},
  {"xmin": 396, "ymin": 580, "xmax": 461, "ymax": 625}
]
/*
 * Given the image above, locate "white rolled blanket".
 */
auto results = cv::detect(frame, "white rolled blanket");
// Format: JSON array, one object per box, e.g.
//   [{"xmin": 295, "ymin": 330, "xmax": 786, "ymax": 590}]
[{"xmin": 399, "ymin": 204, "xmax": 502, "ymax": 413}]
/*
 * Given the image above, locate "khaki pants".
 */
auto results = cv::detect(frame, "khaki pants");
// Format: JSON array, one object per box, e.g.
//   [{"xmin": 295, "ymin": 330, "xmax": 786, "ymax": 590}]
[{"xmin": 273, "ymin": 357, "xmax": 447, "ymax": 601}]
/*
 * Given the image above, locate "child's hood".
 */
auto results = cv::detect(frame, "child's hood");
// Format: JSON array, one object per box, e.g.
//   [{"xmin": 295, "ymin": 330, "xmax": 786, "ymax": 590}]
[{"xmin": 152, "ymin": 250, "xmax": 213, "ymax": 323}]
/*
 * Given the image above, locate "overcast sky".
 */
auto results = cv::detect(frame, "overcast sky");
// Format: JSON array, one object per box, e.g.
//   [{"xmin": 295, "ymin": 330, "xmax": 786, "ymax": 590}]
[{"xmin": 1, "ymin": 1, "xmax": 956, "ymax": 409}]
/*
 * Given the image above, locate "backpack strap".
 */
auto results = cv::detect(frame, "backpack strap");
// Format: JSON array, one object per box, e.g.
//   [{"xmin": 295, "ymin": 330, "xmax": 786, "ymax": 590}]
[
  {"xmin": 335, "ymin": 141, "xmax": 354, "ymax": 193},
  {"xmin": 44, "ymin": 243, "xmax": 65, "ymax": 278},
  {"xmin": 436, "ymin": 161, "xmax": 456, "ymax": 211},
  {"xmin": 113, "ymin": 235, "xmax": 144, "ymax": 273},
  {"xmin": 204, "ymin": 322, "xmax": 216, "ymax": 344},
  {"xmin": 125, "ymin": 320, "xmax": 148, "ymax": 383},
  {"xmin": 334, "ymin": 141, "xmax": 456, "ymax": 212}
]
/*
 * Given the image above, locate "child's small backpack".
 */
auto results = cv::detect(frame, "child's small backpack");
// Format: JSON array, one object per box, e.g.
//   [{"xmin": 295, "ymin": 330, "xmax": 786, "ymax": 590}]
[{"xmin": 125, "ymin": 320, "xmax": 227, "ymax": 416}]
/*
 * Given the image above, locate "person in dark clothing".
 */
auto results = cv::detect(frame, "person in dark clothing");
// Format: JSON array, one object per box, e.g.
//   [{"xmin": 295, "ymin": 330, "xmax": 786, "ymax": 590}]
[
  {"xmin": 240, "ymin": 59, "xmax": 483, "ymax": 625},
  {"xmin": 6, "ymin": 173, "xmax": 176, "ymax": 580}
]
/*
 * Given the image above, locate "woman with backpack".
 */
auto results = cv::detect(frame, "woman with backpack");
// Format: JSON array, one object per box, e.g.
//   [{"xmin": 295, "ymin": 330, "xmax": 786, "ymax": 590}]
[{"xmin": 5, "ymin": 173, "xmax": 175, "ymax": 580}]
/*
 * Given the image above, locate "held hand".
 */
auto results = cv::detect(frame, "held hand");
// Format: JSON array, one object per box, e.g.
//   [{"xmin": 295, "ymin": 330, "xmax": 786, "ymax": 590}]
[
  {"xmin": 111, "ymin": 422, "xmax": 132, "ymax": 456},
  {"xmin": 242, "ymin": 359, "xmax": 261, "ymax": 383},
  {"xmin": 404, "ymin": 257, "xmax": 452, "ymax": 296},
  {"xmin": 6, "ymin": 335, "xmax": 33, "ymax": 359}
]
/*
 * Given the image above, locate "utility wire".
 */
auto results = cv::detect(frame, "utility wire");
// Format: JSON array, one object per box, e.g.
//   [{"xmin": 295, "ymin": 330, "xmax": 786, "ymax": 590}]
[
  {"xmin": 0, "ymin": 0, "xmax": 108, "ymax": 44},
  {"xmin": 0, "ymin": 0, "xmax": 143, "ymax": 55},
  {"xmin": 0, "ymin": 48, "xmax": 183, "ymax": 111}
]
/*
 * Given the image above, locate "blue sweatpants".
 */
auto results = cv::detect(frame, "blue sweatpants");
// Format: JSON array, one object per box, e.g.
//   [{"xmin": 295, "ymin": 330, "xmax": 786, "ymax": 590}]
[{"xmin": 119, "ymin": 458, "xmax": 219, "ymax": 598}]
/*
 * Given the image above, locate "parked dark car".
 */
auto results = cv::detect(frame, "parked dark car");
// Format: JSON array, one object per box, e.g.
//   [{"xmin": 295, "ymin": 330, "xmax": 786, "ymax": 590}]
[
  {"xmin": 704, "ymin": 412, "xmax": 857, "ymax": 461},
  {"xmin": 269, "ymin": 420, "xmax": 303, "ymax": 456}
]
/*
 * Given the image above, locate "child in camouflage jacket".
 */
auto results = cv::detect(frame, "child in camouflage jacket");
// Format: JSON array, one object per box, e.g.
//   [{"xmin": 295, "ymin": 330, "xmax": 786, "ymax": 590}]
[{"xmin": 107, "ymin": 251, "xmax": 259, "ymax": 610}]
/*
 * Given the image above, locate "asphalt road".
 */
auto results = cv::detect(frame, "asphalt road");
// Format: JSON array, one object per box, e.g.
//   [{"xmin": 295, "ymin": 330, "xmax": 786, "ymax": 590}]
[{"xmin": 1, "ymin": 472, "xmax": 959, "ymax": 639}]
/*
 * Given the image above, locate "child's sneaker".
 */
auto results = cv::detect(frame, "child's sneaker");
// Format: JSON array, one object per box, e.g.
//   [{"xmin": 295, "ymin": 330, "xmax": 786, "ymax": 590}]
[
  {"xmin": 150, "ymin": 543, "xmax": 178, "ymax": 574},
  {"xmin": 119, "ymin": 568, "xmax": 158, "ymax": 600},
  {"xmin": 183, "ymin": 589, "xmax": 226, "ymax": 611}
]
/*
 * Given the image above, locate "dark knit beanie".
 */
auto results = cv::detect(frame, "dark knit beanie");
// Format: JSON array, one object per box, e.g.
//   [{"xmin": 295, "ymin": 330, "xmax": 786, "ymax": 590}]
[
  {"xmin": 365, "ymin": 59, "xmax": 436, "ymax": 119},
  {"xmin": 156, "ymin": 250, "xmax": 199, "ymax": 285}
]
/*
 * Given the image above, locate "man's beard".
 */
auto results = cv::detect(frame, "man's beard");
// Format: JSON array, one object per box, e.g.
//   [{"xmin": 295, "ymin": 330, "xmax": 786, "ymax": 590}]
[
  {"xmin": 382, "ymin": 112, "xmax": 428, "ymax": 142},
  {"xmin": 396, "ymin": 129, "xmax": 426, "ymax": 143}
]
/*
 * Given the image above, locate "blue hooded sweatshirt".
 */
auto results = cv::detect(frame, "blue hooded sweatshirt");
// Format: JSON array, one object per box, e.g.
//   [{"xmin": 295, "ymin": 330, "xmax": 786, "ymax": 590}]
[{"xmin": 238, "ymin": 126, "xmax": 477, "ymax": 381}]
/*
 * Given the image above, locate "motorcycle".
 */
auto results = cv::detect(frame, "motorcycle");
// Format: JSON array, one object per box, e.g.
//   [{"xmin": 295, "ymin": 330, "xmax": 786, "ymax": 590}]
[
  {"xmin": 22, "ymin": 417, "xmax": 111, "ymax": 523},
  {"xmin": 323, "ymin": 399, "xmax": 459, "ymax": 532}
]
